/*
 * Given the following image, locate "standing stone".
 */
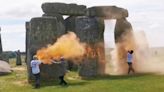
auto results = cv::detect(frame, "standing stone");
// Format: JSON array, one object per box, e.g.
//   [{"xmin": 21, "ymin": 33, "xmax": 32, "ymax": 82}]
[
  {"xmin": 114, "ymin": 18, "xmax": 133, "ymax": 43},
  {"xmin": 65, "ymin": 16, "xmax": 105, "ymax": 77},
  {"xmin": 0, "ymin": 27, "xmax": 5, "ymax": 62},
  {"xmin": 96, "ymin": 42, "xmax": 106, "ymax": 75},
  {"xmin": 0, "ymin": 27, "xmax": 2, "ymax": 54},
  {"xmin": 42, "ymin": 13, "xmax": 64, "ymax": 22},
  {"xmin": 42, "ymin": 3, "xmax": 87, "ymax": 16},
  {"xmin": 25, "ymin": 22, "xmax": 30, "ymax": 64},
  {"xmin": 79, "ymin": 57, "xmax": 98, "ymax": 77},
  {"xmin": 87, "ymin": 6, "xmax": 128, "ymax": 19},
  {"xmin": 65, "ymin": 16, "xmax": 104, "ymax": 43},
  {"xmin": 26, "ymin": 17, "xmax": 65, "ymax": 81},
  {"xmin": 42, "ymin": 13, "xmax": 65, "ymax": 33},
  {"xmin": 114, "ymin": 18, "xmax": 135, "ymax": 74},
  {"xmin": 16, "ymin": 50, "xmax": 22, "ymax": 65}
]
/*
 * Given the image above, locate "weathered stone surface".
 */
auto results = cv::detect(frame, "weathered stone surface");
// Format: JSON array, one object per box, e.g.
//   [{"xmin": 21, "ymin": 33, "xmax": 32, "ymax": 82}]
[
  {"xmin": 42, "ymin": 13, "xmax": 64, "ymax": 22},
  {"xmin": 96, "ymin": 42, "xmax": 106, "ymax": 75},
  {"xmin": 0, "ymin": 27, "xmax": 2, "ymax": 54},
  {"xmin": 65, "ymin": 16, "xmax": 104, "ymax": 43},
  {"xmin": 0, "ymin": 60, "xmax": 11, "ymax": 75},
  {"xmin": 42, "ymin": 3, "xmax": 87, "ymax": 15},
  {"xmin": 16, "ymin": 50, "xmax": 22, "ymax": 65},
  {"xmin": 79, "ymin": 58, "xmax": 98, "ymax": 77},
  {"xmin": 67, "ymin": 60, "xmax": 78, "ymax": 70},
  {"xmin": 40, "ymin": 62, "xmax": 68, "ymax": 80},
  {"xmin": 42, "ymin": 14, "xmax": 65, "ymax": 30},
  {"xmin": 65, "ymin": 16, "xmax": 106, "ymax": 77},
  {"xmin": 26, "ymin": 17, "xmax": 65, "ymax": 80},
  {"xmin": 114, "ymin": 18, "xmax": 135, "ymax": 74},
  {"xmin": 87, "ymin": 6, "xmax": 128, "ymax": 19},
  {"xmin": 114, "ymin": 18, "xmax": 132, "ymax": 43},
  {"xmin": 25, "ymin": 22, "xmax": 30, "ymax": 64},
  {"xmin": 0, "ymin": 27, "xmax": 4, "ymax": 61}
]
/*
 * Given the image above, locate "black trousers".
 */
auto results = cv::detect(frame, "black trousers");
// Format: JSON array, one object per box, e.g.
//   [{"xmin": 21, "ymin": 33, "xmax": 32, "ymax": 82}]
[
  {"xmin": 59, "ymin": 75, "xmax": 67, "ymax": 85},
  {"xmin": 34, "ymin": 73, "xmax": 40, "ymax": 88}
]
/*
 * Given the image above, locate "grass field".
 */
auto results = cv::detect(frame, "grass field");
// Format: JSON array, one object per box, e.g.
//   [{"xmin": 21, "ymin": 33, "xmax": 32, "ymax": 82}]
[
  {"xmin": 0, "ymin": 48, "xmax": 164, "ymax": 92},
  {"xmin": 1, "ymin": 65, "xmax": 164, "ymax": 92}
]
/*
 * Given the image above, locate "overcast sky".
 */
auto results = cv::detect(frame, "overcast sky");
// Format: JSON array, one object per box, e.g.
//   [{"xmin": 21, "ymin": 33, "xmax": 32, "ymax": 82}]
[{"xmin": 0, "ymin": 0, "xmax": 164, "ymax": 51}]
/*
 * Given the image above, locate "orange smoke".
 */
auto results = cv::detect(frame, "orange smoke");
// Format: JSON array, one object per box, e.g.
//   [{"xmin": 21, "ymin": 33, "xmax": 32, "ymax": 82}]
[
  {"xmin": 105, "ymin": 30, "xmax": 136, "ymax": 75},
  {"xmin": 36, "ymin": 32, "xmax": 86, "ymax": 64},
  {"xmin": 84, "ymin": 45, "xmax": 97, "ymax": 58}
]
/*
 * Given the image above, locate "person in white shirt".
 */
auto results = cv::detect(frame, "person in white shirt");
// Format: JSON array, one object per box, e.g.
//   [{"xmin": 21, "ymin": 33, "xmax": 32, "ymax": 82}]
[
  {"xmin": 127, "ymin": 50, "xmax": 135, "ymax": 74},
  {"xmin": 31, "ymin": 55, "xmax": 42, "ymax": 88}
]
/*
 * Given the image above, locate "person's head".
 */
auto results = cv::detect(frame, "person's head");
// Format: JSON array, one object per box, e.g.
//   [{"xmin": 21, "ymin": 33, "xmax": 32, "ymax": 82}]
[
  {"xmin": 60, "ymin": 56, "xmax": 64, "ymax": 61},
  {"xmin": 51, "ymin": 57, "xmax": 57, "ymax": 61},
  {"xmin": 33, "ymin": 55, "xmax": 38, "ymax": 60},
  {"xmin": 129, "ymin": 50, "xmax": 133, "ymax": 54}
]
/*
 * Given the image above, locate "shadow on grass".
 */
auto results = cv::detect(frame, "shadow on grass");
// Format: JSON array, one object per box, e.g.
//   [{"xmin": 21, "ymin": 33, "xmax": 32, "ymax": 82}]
[
  {"xmin": 82, "ymin": 73, "xmax": 151, "ymax": 81},
  {"xmin": 0, "ymin": 72, "xmax": 15, "ymax": 79},
  {"xmin": 0, "ymin": 72, "xmax": 12, "ymax": 76},
  {"xmin": 30, "ymin": 73, "xmax": 152, "ymax": 88},
  {"xmin": 33, "ymin": 79, "xmax": 89, "ymax": 88},
  {"xmin": 68, "ymin": 81, "xmax": 89, "ymax": 86}
]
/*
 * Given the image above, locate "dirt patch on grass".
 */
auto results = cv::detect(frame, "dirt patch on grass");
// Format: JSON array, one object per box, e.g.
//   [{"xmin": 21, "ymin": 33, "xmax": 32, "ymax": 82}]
[
  {"xmin": 12, "ymin": 66, "xmax": 26, "ymax": 72},
  {"xmin": 13, "ymin": 80, "xmax": 28, "ymax": 86}
]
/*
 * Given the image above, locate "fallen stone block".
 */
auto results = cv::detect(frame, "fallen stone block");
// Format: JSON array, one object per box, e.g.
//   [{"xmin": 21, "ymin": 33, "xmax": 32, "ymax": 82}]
[{"xmin": 0, "ymin": 60, "xmax": 12, "ymax": 75}]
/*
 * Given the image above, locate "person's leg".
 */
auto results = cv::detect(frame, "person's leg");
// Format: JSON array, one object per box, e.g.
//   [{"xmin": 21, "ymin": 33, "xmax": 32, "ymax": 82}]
[
  {"xmin": 59, "ymin": 75, "xmax": 67, "ymax": 85},
  {"xmin": 35, "ymin": 73, "xmax": 40, "ymax": 88},
  {"xmin": 62, "ymin": 75, "xmax": 67, "ymax": 85},
  {"xmin": 36, "ymin": 73, "xmax": 40, "ymax": 87},
  {"xmin": 128, "ymin": 67, "xmax": 131, "ymax": 74},
  {"xmin": 131, "ymin": 64, "xmax": 135, "ymax": 73},
  {"xmin": 59, "ymin": 76, "xmax": 63, "ymax": 85},
  {"xmin": 34, "ymin": 74, "xmax": 37, "ymax": 88},
  {"xmin": 132, "ymin": 68, "xmax": 135, "ymax": 73},
  {"xmin": 128, "ymin": 63, "xmax": 131, "ymax": 74}
]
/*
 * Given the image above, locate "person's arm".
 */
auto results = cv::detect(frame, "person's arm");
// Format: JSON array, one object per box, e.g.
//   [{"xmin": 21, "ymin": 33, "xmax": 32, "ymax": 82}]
[
  {"xmin": 30, "ymin": 61, "xmax": 33, "ymax": 67},
  {"xmin": 30, "ymin": 60, "xmax": 35, "ymax": 67},
  {"xmin": 37, "ymin": 60, "xmax": 42, "ymax": 65},
  {"xmin": 52, "ymin": 60, "xmax": 61, "ymax": 64}
]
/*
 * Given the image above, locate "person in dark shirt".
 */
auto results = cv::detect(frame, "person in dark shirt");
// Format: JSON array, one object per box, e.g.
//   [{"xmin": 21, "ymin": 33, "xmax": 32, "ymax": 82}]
[{"xmin": 52, "ymin": 57, "xmax": 68, "ymax": 85}]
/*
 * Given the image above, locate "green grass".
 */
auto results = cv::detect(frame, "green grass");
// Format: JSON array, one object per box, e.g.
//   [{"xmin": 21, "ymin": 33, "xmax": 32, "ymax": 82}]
[
  {"xmin": 1, "ymin": 65, "xmax": 164, "ymax": 92},
  {"xmin": 1, "ymin": 53, "xmax": 164, "ymax": 92}
]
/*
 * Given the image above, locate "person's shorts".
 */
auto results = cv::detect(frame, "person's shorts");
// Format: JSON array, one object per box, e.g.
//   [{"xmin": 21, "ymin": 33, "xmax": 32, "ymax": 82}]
[{"xmin": 128, "ymin": 62, "xmax": 132, "ymax": 66}]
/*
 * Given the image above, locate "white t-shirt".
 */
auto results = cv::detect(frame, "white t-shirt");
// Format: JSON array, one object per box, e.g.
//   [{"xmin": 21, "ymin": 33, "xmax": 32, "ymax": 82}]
[
  {"xmin": 30, "ymin": 60, "xmax": 42, "ymax": 74},
  {"xmin": 127, "ymin": 53, "xmax": 133, "ymax": 63}
]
